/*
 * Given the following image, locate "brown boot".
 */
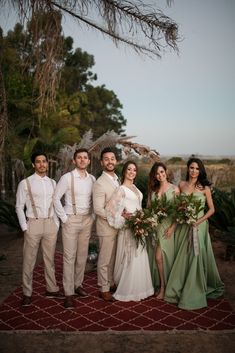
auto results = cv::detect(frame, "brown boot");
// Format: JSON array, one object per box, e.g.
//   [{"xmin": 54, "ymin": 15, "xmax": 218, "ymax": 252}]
[{"xmin": 99, "ymin": 291, "xmax": 114, "ymax": 302}]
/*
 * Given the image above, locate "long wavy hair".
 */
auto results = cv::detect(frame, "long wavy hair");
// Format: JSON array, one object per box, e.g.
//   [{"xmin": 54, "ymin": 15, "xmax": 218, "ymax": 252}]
[
  {"xmin": 121, "ymin": 160, "xmax": 138, "ymax": 184},
  {"xmin": 186, "ymin": 158, "xmax": 212, "ymax": 187},
  {"xmin": 147, "ymin": 162, "xmax": 168, "ymax": 203}
]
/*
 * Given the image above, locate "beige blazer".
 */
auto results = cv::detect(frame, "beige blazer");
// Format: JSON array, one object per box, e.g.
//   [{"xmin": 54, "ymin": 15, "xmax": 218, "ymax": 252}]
[{"xmin": 93, "ymin": 172, "xmax": 118, "ymax": 237}]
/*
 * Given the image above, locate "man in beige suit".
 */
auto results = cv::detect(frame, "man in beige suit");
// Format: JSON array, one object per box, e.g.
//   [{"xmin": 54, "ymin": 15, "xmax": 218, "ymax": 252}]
[{"xmin": 93, "ymin": 147, "xmax": 119, "ymax": 301}]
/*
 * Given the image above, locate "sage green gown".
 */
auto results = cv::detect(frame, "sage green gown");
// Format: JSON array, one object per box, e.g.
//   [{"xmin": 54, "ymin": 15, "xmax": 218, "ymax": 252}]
[
  {"xmin": 164, "ymin": 192, "xmax": 224, "ymax": 310},
  {"xmin": 147, "ymin": 186, "xmax": 176, "ymax": 292}
]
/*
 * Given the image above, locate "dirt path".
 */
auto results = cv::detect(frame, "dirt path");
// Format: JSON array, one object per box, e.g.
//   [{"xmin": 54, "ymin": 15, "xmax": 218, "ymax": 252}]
[{"xmin": 0, "ymin": 226, "xmax": 235, "ymax": 353}]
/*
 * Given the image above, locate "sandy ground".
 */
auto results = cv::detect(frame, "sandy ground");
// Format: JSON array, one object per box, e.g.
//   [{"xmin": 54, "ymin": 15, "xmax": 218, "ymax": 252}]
[{"xmin": 0, "ymin": 226, "xmax": 235, "ymax": 353}]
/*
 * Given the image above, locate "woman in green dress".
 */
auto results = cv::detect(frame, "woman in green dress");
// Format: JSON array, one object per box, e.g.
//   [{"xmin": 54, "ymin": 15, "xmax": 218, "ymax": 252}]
[
  {"xmin": 164, "ymin": 157, "xmax": 224, "ymax": 310},
  {"xmin": 147, "ymin": 162, "xmax": 179, "ymax": 299}
]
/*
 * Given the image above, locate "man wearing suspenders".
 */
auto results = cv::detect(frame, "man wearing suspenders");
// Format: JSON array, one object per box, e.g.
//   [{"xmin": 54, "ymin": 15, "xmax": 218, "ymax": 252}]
[
  {"xmin": 54, "ymin": 148, "xmax": 95, "ymax": 309},
  {"xmin": 16, "ymin": 152, "xmax": 63, "ymax": 306}
]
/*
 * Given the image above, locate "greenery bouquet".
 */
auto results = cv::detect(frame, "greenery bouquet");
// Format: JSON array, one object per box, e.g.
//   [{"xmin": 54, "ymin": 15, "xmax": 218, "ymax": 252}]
[
  {"xmin": 173, "ymin": 193, "xmax": 203, "ymax": 225},
  {"xmin": 149, "ymin": 194, "xmax": 174, "ymax": 224},
  {"xmin": 125, "ymin": 208, "xmax": 158, "ymax": 248},
  {"xmin": 172, "ymin": 193, "xmax": 204, "ymax": 256}
]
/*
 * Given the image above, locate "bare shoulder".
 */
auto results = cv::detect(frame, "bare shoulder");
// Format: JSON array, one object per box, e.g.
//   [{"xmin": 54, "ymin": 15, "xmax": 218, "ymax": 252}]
[
  {"xmin": 171, "ymin": 183, "xmax": 180, "ymax": 195},
  {"xmin": 204, "ymin": 185, "xmax": 212, "ymax": 195},
  {"xmin": 179, "ymin": 181, "xmax": 187, "ymax": 190}
]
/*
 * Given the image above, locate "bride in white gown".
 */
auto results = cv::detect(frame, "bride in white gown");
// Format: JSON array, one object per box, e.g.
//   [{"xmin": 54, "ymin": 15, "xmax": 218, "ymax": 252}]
[{"xmin": 106, "ymin": 161, "xmax": 154, "ymax": 301}]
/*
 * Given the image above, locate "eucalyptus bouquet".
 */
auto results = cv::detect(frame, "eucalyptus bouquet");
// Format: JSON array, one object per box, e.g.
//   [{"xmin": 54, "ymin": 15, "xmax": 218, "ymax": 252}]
[
  {"xmin": 125, "ymin": 208, "xmax": 158, "ymax": 248},
  {"xmin": 173, "ymin": 193, "xmax": 203, "ymax": 225}
]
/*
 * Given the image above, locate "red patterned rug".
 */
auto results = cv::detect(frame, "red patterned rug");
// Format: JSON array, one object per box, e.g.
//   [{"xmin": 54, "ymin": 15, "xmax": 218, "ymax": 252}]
[{"xmin": 0, "ymin": 253, "xmax": 234, "ymax": 332}]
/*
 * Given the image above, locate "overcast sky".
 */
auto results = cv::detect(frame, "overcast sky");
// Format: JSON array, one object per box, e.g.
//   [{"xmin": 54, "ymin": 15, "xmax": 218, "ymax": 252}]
[{"xmin": 1, "ymin": 0, "xmax": 235, "ymax": 156}]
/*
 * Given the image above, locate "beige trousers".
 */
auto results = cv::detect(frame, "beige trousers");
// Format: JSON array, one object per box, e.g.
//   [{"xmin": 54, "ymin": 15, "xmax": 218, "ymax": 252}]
[
  {"xmin": 22, "ymin": 218, "xmax": 59, "ymax": 296},
  {"xmin": 97, "ymin": 234, "xmax": 117, "ymax": 292},
  {"xmin": 62, "ymin": 214, "xmax": 93, "ymax": 296}
]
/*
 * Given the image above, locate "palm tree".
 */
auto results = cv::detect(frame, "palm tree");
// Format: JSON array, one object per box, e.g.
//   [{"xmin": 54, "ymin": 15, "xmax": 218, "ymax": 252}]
[
  {"xmin": 1, "ymin": 0, "xmax": 179, "ymax": 113},
  {"xmin": 0, "ymin": 1, "xmax": 177, "ymax": 195}
]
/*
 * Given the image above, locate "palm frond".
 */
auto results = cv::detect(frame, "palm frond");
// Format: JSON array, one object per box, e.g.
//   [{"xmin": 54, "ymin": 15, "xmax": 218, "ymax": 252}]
[
  {"xmin": 56, "ymin": 144, "xmax": 77, "ymax": 178},
  {"xmin": 78, "ymin": 129, "xmax": 94, "ymax": 150},
  {"xmin": 88, "ymin": 130, "xmax": 134, "ymax": 158},
  {"xmin": 57, "ymin": 129, "xmax": 160, "ymax": 175},
  {"xmin": 120, "ymin": 140, "xmax": 160, "ymax": 162}
]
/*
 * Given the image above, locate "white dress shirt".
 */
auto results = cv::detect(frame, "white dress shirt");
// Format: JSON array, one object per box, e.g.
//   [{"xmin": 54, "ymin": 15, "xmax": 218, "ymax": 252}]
[
  {"xmin": 16, "ymin": 173, "xmax": 58, "ymax": 231},
  {"xmin": 53, "ymin": 169, "xmax": 96, "ymax": 223}
]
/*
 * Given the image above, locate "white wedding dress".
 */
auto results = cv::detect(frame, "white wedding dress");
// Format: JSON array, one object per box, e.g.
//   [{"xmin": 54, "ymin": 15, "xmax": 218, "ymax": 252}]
[{"xmin": 106, "ymin": 185, "xmax": 154, "ymax": 301}]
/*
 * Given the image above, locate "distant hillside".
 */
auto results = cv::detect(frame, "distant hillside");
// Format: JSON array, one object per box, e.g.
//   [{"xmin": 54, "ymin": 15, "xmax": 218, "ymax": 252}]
[{"xmin": 160, "ymin": 155, "xmax": 235, "ymax": 161}]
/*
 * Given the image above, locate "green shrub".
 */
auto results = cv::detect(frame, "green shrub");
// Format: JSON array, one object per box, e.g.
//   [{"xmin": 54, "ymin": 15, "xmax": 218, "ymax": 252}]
[
  {"xmin": 210, "ymin": 188, "xmax": 235, "ymax": 230},
  {"xmin": 0, "ymin": 198, "xmax": 21, "ymax": 232},
  {"xmin": 136, "ymin": 172, "xmax": 148, "ymax": 208},
  {"xmin": 210, "ymin": 188, "xmax": 235, "ymax": 250}
]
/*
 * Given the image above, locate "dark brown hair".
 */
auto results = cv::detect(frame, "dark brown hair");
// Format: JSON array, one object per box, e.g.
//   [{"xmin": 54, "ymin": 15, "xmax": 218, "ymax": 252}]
[
  {"xmin": 31, "ymin": 152, "xmax": 48, "ymax": 164},
  {"xmin": 148, "ymin": 162, "xmax": 168, "ymax": 191},
  {"xmin": 121, "ymin": 160, "xmax": 138, "ymax": 184},
  {"xmin": 186, "ymin": 158, "xmax": 212, "ymax": 187},
  {"xmin": 73, "ymin": 148, "xmax": 90, "ymax": 160},
  {"xmin": 100, "ymin": 147, "xmax": 117, "ymax": 161}
]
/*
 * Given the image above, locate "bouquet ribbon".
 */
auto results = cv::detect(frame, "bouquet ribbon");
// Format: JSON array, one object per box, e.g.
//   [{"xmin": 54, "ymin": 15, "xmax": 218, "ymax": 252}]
[{"xmin": 187, "ymin": 225, "xmax": 199, "ymax": 256}]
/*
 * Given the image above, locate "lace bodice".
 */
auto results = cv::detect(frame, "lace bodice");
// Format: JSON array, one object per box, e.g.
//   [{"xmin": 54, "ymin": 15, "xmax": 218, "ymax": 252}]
[{"xmin": 106, "ymin": 185, "xmax": 143, "ymax": 229}]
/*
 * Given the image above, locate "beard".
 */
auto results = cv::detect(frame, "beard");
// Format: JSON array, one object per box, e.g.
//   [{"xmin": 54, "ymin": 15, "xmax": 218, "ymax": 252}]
[{"xmin": 104, "ymin": 164, "xmax": 115, "ymax": 172}]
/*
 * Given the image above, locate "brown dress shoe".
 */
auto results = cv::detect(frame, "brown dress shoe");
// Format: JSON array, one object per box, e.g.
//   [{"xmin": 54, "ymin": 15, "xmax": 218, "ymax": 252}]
[
  {"xmin": 75, "ymin": 286, "xmax": 88, "ymax": 298},
  {"xmin": 99, "ymin": 291, "xmax": 114, "ymax": 302},
  {"xmin": 22, "ymin": 295, "xmax": 32, "ymax": 306},
  {"xmin": 110, "ymin": 284, "xmax": 117, "ymax": 293},
  {"xmin": 64, "ymin": 296, "xmax": 75, "ymax": 309}
]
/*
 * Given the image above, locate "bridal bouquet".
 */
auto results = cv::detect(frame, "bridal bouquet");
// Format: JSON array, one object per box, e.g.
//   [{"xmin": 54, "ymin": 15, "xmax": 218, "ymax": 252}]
[
  {"xmin": 125, "ymin": 208, "xmax": 158, "ymax": 248},
  {"xmin": 149, "ymin": 194, "xmax": 174, "ymax": 224},
  {"xmin": 173, "ymin": 194, "xmax": 203, "ymax": 225}
]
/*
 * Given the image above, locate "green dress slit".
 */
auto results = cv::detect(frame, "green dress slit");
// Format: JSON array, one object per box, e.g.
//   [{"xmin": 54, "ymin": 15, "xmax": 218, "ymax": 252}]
[{"xmin": 147, "ymin": 186, "xmax": 176, "ymax": 292}]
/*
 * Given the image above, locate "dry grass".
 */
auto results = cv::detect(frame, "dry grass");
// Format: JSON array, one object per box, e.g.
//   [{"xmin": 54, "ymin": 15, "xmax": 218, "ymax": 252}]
[{"xmin": 137, "ymin": 159, "xmax": 235, "ymax": 190}]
